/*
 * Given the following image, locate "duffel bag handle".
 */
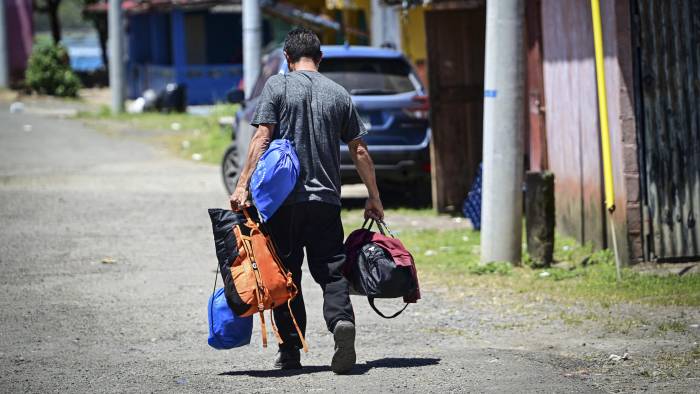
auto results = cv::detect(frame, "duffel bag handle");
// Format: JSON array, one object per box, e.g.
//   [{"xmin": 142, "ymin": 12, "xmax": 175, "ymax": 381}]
[
  {"xmin": 362, "ymin": 217, "xmax": 384, "ymax": 235},
  {"xmin": 368, "ymin": 297, "xmax": 409, "ymax": 319},
  {"xmin": 362, "ymin": 218, "xmax": 396, "ymax": 238},
  {"xmin": 241, "ymin": 207, "xmax": 258, "ymax": 227}
]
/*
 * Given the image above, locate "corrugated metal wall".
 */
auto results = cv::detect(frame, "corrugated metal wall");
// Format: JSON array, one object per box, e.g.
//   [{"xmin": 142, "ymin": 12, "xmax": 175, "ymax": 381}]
[{"xmin": 635, "ymin": 0, "xmax": 700, "ymax": 260}]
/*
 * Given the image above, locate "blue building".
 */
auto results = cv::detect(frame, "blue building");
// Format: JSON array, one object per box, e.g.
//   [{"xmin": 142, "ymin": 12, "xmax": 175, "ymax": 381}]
[
  {"xmin": 123, "ymin": 2, "xmax": 254, "ymax": 105},
  {"xmin": 84, "ymin": 0, "xmax": 362, "ymax": 105}
]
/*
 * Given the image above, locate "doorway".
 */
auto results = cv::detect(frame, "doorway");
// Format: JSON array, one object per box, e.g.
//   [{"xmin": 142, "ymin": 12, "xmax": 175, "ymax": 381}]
[{"xmin": 424, "ymin": 6, "xmax": 486, "ymax": 212}]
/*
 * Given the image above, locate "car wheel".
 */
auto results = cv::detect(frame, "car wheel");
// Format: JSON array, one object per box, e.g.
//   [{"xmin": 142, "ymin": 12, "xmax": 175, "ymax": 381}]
[{"xmin": 222, "ymin": 144, "xmax": 240, "ymax": 195}]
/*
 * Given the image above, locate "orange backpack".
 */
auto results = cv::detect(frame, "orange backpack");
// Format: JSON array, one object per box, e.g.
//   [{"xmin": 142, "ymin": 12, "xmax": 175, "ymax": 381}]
[{"xmin": 230, "ymin": 209, "xmax": 308, "ymax": 351}]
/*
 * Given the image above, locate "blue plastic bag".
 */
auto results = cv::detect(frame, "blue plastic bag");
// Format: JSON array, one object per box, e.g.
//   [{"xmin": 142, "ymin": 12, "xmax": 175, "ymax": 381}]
[
  {"xmin": 208, "ymin": 287, "xmax": 253, "ymax": 349},
  {"xmin": 251, "ymin": 139, "xmax": 300, "ymax": 222}
]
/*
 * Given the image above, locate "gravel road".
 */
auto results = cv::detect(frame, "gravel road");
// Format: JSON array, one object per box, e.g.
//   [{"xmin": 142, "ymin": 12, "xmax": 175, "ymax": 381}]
[{"xmin": 1, "ymin": 107, "xmax": 697, "ymax": 393}]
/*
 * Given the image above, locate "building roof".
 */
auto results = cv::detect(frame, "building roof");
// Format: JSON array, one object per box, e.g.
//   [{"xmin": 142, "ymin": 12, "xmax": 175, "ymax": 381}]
[
  {"xmin": 321, "ymin": 45, "xmax": 403, "ymax": 59},
  {"xmin": 85, "ymin": 0, "xmax": 240, "ymax": 14}
]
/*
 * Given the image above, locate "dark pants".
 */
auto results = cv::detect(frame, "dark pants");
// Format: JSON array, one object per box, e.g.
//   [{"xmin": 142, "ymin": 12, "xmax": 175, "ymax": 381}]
[{"xmin": 265, "ymin": 202, "xmax": 355, "ymax": 350}]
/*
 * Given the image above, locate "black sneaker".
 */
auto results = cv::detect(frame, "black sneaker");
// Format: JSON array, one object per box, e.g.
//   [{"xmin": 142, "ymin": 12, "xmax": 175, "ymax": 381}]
[
  {"xmin": 331, "ymin": 320, "xmax": 356, "ymax": 374},
  {"xmin": 274, "ymin": 347, "xmax": 302, "ymax": 370}
]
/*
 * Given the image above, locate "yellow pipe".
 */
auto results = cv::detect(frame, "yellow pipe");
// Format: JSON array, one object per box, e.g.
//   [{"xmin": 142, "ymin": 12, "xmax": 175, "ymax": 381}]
[
  {"xmin": 591, "ymin": 0, "xmax": 622, "ymax": 280},
  {"xmin": 591, "ymin": 0, "xmax": 615, "ymax": 212}
]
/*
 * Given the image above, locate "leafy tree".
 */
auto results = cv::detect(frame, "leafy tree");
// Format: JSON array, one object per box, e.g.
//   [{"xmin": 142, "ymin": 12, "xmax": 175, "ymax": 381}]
[{"xmin": 25, "ymin": 39, "xmax": 82, "ymax": 97}]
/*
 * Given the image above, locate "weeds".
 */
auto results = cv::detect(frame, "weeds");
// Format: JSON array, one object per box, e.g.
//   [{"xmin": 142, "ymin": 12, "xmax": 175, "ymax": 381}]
[
  {"xmin": 468, "ymin": 261, "xmax": 512, "ymax": 276},
  {"xmin": 602, "ymin": 317, "xmax": 650, "ymax": 334},
  {"xmin": 657, "ymin": 320, "xmax": 688, "ymax": 333},
  {"xmin": 77, "ymin": 104, "xmax": 238, "ymax": 164}
]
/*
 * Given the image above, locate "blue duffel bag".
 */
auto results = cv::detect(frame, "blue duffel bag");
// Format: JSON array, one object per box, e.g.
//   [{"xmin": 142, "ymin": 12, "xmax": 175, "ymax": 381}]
[
  {"xmin": 250, "ymin": 139, "xmax": 299, "ymax": 222},
  {"xmin": 207, "ymin": 287, "xmax": 253, "ymax": 349}
]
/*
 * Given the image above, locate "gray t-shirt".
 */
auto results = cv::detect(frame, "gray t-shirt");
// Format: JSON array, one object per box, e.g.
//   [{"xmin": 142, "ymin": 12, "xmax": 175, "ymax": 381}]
[{"xmin": 251, "ymin": 70, "xmax": 367, "ymax": 206}]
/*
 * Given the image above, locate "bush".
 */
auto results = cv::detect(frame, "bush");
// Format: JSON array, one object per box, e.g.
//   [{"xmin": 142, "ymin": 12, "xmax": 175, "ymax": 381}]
[{"xmin": 25, "ymin": 40, "xmax": 81, "ymax": 97}]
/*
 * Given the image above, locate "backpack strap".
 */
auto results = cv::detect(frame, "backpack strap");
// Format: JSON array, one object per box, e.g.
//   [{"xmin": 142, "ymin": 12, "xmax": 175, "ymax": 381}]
[
  {"xmin": 269, "ymin": 309, "xmax": 283, "ymax": 345},
  {"xmin": 368, "ymin": 297, "xmax": 409, "ymax": 319},
  {"xmin": 258, "ymin": 311, "xmax": 268, "ymax": 348},
  {"xmin": 241, "ymin": 225, "xmax": 270, "ymax": 347},
  {"xmin": 288, "ymin": 298, "xmax": 309, "ymax": 352}
]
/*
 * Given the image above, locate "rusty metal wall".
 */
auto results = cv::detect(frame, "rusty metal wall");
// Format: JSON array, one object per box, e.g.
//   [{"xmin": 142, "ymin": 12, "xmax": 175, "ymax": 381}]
[
  {"xmin": 635, "ymin": 0, "xmax": 700, "ymax": 260},
  {"xmin": 526, "ymin": 0, "xmax": 548, "ymax": 172}
]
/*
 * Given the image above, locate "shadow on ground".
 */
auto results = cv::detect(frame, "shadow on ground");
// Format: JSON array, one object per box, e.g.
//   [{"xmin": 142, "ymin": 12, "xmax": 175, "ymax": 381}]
[{"xmin": 219, "ymin": 357, "xmax": 441, "ymax": 377}]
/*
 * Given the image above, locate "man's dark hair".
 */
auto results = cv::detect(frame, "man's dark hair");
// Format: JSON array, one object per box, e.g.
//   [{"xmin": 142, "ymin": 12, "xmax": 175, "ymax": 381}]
[{"xmin": 283, "ymin": 27, "xmax": 322, "ymax": 63}]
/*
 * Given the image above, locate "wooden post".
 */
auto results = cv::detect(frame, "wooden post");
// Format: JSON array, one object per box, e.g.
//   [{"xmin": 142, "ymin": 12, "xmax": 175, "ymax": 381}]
[{"xmin": 525, "ymin": 171, "xmax": 555, "ymax": 267}]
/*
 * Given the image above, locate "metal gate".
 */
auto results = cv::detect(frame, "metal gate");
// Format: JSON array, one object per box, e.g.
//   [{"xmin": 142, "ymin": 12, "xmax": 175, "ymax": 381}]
[{"xmin": 634, "ymin": 0, "xmax": 700, "ymax": 260}]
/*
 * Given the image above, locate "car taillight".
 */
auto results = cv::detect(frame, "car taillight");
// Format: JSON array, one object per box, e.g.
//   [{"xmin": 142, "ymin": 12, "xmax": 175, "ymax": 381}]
[{"xmin": 403, "ymin": 95, "xmax": 430, "ymax": 119}]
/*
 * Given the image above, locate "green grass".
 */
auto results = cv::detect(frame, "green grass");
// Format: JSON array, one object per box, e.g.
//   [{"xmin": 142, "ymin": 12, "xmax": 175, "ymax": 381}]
[
  {"xmin": 531, "ymin": 259, "xmax": 700, "ymax": 306},
  {"xmin": 78, "ymin": 104, "xmax": 237, "ymax": 164},
  {"xmin": 657, "ymin": 320, "xmax": 688, "ymax": 333},
  {"xmin": 341, "ymin": 212, "xmax": 700, "ymax": 307}
]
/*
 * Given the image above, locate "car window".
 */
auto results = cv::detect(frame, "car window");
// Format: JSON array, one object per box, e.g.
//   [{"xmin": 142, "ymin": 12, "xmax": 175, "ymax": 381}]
[
  {"xmin": 250, "ymin": 54, "xmax": 282, "ymax": 99},
  {"xmin": 319, "ymin": 57, "xmax": 419, "ymax": 95}
]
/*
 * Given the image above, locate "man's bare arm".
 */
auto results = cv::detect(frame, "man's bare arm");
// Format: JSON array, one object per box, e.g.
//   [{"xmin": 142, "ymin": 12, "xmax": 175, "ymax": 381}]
[
  {"xmin": 229, "ymin": 124, "xmax": 274, "ymax": 210},
  {"xmin": 348, "ymin": 138, "xmax": 384, "ymax": 220}
]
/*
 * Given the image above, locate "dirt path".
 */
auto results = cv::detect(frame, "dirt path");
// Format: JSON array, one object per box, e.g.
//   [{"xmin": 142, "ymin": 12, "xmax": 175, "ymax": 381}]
[{"xmin": 0, "ymin": 107, "xmax": 697, "ymax": 393}]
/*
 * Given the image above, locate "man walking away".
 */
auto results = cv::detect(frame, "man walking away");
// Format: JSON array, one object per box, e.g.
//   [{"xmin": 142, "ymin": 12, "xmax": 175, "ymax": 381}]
[{"xmin": 229, "ymin": 27, "xmax": 384, "ymax": 374}]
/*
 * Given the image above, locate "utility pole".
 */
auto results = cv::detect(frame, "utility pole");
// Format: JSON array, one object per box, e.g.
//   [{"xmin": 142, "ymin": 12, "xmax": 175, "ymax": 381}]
[
  {"xmin": 0, "ymin": 0, "xmax": 8, "ymax": 88},
  {"xmin": 480, "ymin": 0, "xmax": 526, "ymax": 265},
  {"xmin": 370, "ymin": 0, "xmax": 384, "ymax": 47},
  {"xmin": 242, "ymin": 0, "xmax": 261, "ymax": 99},
  {"xmin": 108, "ymin": 0, "xmax": 124, "ymax": 113},
  {"xmin": 370, "ymin": 0, "xmax": 401, "ymax": 49}
]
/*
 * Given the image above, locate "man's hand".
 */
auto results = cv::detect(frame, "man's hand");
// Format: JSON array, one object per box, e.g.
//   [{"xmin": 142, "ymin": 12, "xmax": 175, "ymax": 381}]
[
  {"xmin": 364, "ymin": 197, "xmax": 384, "ymax": 221},
  {"xmin": 228, "ymin": 124, "xmax": 274, "ymax": 212},
  {"xmin": 229, "ymin": 186, "xmax": 250, "ymax": 211}
]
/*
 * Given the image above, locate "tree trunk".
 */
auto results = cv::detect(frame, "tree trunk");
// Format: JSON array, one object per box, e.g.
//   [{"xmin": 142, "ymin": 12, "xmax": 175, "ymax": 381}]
[
  {"xmin": 48, "ymin": 1, "xmax": 62, "ymax": 43},
  {"xmin": 93, "ymin": 16, "xmax": 108, "ymax": 70}
]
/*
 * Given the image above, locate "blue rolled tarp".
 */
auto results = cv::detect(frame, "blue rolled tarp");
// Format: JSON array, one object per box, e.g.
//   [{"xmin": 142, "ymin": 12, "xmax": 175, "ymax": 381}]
[{"xmin": 250, "ymin": 139, "xmax": 300, "ymax": 222}]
